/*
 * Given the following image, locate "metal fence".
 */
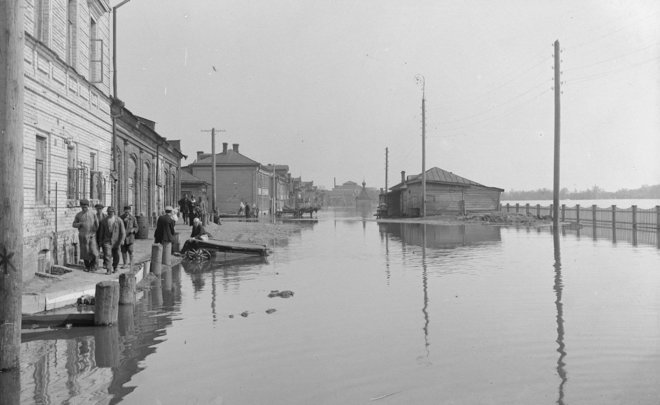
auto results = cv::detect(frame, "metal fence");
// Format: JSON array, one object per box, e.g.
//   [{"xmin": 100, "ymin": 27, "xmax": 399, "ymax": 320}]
[{"xmin": 502, "ymin": 203, "xmax": 660, "ymax": 232}]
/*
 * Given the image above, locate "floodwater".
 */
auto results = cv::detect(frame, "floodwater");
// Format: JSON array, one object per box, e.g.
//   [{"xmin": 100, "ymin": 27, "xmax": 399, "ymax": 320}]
[{"xmin": 13, "ymin": 208, "xmax": 660, "ymax": 404}]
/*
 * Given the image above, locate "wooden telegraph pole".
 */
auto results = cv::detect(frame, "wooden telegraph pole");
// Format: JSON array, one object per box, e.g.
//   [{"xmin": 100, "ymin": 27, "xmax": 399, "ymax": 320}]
[
  {"xmin": 0, "ymin": 0, "xmax": 25, "ymax": 371},
  {"xmin": 385, "ymin": 147, "xmax": 388, "ymax": 192},
  {"xmin": 201, "ymin": 128, "xmax": 225, "ymax": 215},
  {"xmin": 553, "ymin": 40, "xmax": 561, "ymax": 230}
]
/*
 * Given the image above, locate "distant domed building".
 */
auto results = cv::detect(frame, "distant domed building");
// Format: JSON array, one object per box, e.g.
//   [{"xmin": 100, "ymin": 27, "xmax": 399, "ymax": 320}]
[{"xmin": 356, "ymin": 181, "xmax": 373, "ymax": 214}]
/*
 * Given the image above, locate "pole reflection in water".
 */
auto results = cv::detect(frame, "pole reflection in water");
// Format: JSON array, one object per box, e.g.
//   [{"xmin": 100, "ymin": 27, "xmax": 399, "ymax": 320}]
[
  {"xmin": 421, "ymin": 224, "xmax": 430, "ymax": 363},
  {"xmin": 553, "ymin": 227, "xmax": 567, "ymax": 405},
  {"xmin": 94, "ymin": 325, "xmax": 120, "ymax": 368},
  {"xmin": 0, "ymin": 368, "xmax": 20, "ymax": 405}
]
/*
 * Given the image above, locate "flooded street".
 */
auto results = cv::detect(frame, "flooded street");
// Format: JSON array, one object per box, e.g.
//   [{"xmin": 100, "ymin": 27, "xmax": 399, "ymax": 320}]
[{"xmin": 19, "ymin": 209, "xmax": 660, "ymax": 404}]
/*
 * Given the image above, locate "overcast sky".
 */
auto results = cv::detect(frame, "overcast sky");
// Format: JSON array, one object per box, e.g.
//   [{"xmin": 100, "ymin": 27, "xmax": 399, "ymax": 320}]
[{"xmin": 116, "ymin": 0, "xmax": 659, "ymax": 192}]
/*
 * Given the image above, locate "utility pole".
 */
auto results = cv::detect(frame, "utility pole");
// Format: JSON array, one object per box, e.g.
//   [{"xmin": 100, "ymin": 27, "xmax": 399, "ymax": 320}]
[
  {"xmin": 553, "ymin": 40, "xmax": 561, "ymax": 230},
  {"xmin": 0, "ymin": 0, "xmax": 24, "ymax": 371},
  {"xmin": 385, "ymin": 147, "xmax": 388, "ymax": 192},
  {"xmin": 201, "ymin": 128, "xmax": 225, "ymax": 215},
  {"xmin": 416, "ymin": 74, "xmax": 427, "ymax": 218}
]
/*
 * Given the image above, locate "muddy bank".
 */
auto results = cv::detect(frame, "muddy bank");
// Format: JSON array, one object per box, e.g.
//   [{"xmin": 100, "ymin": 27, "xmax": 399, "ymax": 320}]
[
  {"xmin": 377, "ymin": 211, "xmax": 553, "ymax": 227},
  {"xmin": 201, "ymin": 220, "xmax": 303, "ymax": 246}
]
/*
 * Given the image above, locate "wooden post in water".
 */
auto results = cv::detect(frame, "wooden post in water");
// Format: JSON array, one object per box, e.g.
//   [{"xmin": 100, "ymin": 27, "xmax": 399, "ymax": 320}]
[
  {"xmin": 592, "ymin": 205, "xmax": 597, "ymax": 226},
  {"xmin": 94, "ymin": 281, "xmax": 120, "ymax": 326},
  {"xmin": 162, "ymin": 242, "xmax": 172, "ymax": 266},
  {"xmin": 632, "ymin": 205, "xmax": 638, "ymax": 230},
  {"xmin": 576, "ymin": 204, "xmax": 580, "ymax": 226},
  {"xmin": 561, "ymin": 204, "xmax": 566, "ymax": 222},
  {"xmin": 0, "ymin": 0, "xmax": 24, "ymax": 372},
  {"xmin": 118, "ymin": 272, "xmax": 136, "ymax": 305},
  {"xmin": 150, "ymin": 244, "xmax": 162, "ymax": 276},
  {"xmin": 536, "ymin": 204, "xmax": 541, "ymax": 218}
]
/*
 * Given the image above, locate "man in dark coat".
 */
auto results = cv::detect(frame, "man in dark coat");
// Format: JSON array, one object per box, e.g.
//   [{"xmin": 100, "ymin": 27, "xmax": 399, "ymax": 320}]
[
  {"xmin": 154, "ymin": 206, "xmax": 176, "ymax": 245},
  {"xmin": 97, "ymin": 206, "xmax": 126, "ymax": 274},
  {"xmin": 120, "ymin": 205, "xmax": 138, "ymax": 268}
]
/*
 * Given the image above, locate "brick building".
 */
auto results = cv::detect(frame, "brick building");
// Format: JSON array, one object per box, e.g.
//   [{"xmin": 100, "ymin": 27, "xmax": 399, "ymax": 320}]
[{"xmin": 183, "ymin": 143, "xmax": 288, "ymax": 215}]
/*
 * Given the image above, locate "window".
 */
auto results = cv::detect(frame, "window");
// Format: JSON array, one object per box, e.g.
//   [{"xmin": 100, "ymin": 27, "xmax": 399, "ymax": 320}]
[
  {"xmin": 66, "ymin": 0, "xmax": 77, "ymax": 65},
  {"xmin": 35, "ymin": 136, "xmax": 47, "ymax": 203},
  {"xmin": 34, "ymin": 0, "xmax": 50, "ymax": 44},
  {"xmin": 67, "ymin": 145, "xmax": 87, "ymax": 201},
  {"xmin": 89, "ymin": 18, "xmax": 103, "ymax": 83}
]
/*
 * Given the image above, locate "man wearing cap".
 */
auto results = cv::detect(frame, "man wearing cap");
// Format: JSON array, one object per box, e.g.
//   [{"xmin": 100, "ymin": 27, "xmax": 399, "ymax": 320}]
[
  {"xmin": 97, "ymin": 206, "xmax": 126, "ymax": 274},
  {"xmin": 72, "ymin": 199, "xmax": 99, "ymax": 271},
  {"xmin": 155, "ymin": 206, "xmax": 177, "ymax": 259},
  {"xmin": 120, "ymin": 205, "xmax": 138, "ymax": 268}
]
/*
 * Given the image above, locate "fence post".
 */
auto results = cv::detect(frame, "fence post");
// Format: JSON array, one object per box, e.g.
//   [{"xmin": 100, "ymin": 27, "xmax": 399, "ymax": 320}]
[
  {"xmin": 612, "ymin": 205, "xmax": 617, "ymax": 230},
  {"xmin": 506, "ymin": 203, "xmax": 510, "ymax": 212},
  {"xmin": 525, "ymin": 203, "xmax": 530, "ymax": 215},
  {"xmin": 560, "ymin": 204, "xmax": 565, "ymax": 221},
  {"xmin": 550, "ymin": 204, "xmax": 553, "ymax": 220},
  {"xmin": 592, "ymin": 205, "xmax": 597, "ymax": 227},
  {"xmin": 536, "ymin": 204, "xmax": 541, "ymax": 218},
  {"xmin": 632, "ymin": 205, "xmax": 637, "ymax": 230},
  {"xmin": 656, "ymin": 206, "xmax": 660, "ymax": 232},
  {"xmin": 515, "ymin": 203, "xmax": 519, "ymax": 214},
  {"xmin": 576, "ymin": 204, "xmax": 580, "ymax": 225}
]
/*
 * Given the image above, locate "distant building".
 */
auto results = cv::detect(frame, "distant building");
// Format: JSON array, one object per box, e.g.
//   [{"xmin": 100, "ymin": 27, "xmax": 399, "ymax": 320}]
[
  {"xmin": 329, "ymin": 180, "xmax": 379, "ymax": 207},
  {"xmin": 385, "ymin": 167, "xmax": 503, "ymax": 217},
  {"xmin": 182, "ymin": 143, "xmax": 290, "ymax": 215}
]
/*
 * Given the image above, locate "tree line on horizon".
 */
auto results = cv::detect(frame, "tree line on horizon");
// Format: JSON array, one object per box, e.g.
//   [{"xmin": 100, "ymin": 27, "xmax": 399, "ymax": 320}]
[{"xmin": 502, "ymin": 184, "xmax": 660, "ymax": 200}]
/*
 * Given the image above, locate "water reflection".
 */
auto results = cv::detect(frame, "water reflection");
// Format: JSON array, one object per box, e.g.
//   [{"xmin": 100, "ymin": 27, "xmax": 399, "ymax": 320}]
[
  {"xmin": 553, "ymin": 228, "xmax": 567, "ymax": 405},
  {"xmin": 20, "ymin": 265, "xmax": 184, "ymax": 404},
  {"xmin": 421, "ymin": 225, "xmax": 430, "ymax": 363},
  {"xmin": 0, "ymin": 368, "xmax": 20, "ymax": 405},
  {"xmin": 379, "ymin": 222, "xmax": 502, "ymax": 249},
  {"xmin": 538, "ymin": 224, "xmax": 659, "ymax": 249}
]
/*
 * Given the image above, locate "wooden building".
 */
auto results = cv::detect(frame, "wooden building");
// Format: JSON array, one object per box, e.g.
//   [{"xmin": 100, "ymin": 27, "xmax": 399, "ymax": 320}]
[{"xmin": 385, "ymin": 167, "xmax": 503, "ymax": 217}]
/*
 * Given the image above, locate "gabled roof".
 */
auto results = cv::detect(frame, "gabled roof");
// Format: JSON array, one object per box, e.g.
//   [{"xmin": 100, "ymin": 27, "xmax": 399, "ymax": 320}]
[
  {"xmin": 390, "ymin": 167, "xmax": 502, "ymax": 191},
  {"xmin": 195, "ymin": 150, "xmax": 260, "ymax": 166},
  {"xmin": 180, "ymin": 171, "xmax": 209, "ymax": 185}
]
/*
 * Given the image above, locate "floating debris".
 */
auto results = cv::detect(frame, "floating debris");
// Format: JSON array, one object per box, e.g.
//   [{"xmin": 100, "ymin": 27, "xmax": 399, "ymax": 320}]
[
  {"xmin": 265, "ymin": 308, "xmax": 277, "ymax": 314},
  {"xmin": 268, "ymin": 290, "xmax": 294, "ymax": 298},
  {"xmin": 240, "ymin": 311, "xmax": 249, "ymax": 317}
]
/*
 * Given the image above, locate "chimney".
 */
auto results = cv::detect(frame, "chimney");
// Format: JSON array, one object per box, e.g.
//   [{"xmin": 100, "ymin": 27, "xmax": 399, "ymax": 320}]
[
  {"xmin": 197, "ymin": 151, "xmax": 204, "ymax": 161},
  {"xmin": 222, "ymin": 142, "xmax": 228, "ymax": 153},
  {"xmin": 232, "ymin": 143, "xmax": 239, "ymax": 153},
  {"xmin": 401, "ymin": 171, "xmax": 406, "ymax": 183}
]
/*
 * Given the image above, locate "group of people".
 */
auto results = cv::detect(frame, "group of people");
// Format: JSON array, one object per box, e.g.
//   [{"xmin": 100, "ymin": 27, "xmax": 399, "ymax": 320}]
[
  {"xmin": 238, "ymin": 201, "xmax": 258, "ymax": 219},
  {"xmin": 74, "ymin": 197, "xmax": 217, "ymax": 274},
  {"xmin": 178, "ymin": 194, "xmax": 208, "ymax": 225},
  {"xmin": 72, "ymin": 200, "xmax": 138, "ymax": 274}
]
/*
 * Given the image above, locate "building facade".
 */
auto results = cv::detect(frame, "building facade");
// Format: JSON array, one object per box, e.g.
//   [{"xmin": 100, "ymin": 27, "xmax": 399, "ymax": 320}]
[
  {"xmin": 19, "ymin": 0, "xmax": 183, "ymax": 280},
  {"xmin": 22, "ymin": 0, "xmax": 114, "ymax": 280},
  {"xmin": 113, "ymin": 105, "xmax": 185, "ymax": 221}
]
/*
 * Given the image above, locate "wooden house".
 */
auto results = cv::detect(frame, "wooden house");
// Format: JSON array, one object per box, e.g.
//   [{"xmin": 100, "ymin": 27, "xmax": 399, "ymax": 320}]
[{"xmin": 385, "ymin": 167, "xmax": 503, "ymax": 217}]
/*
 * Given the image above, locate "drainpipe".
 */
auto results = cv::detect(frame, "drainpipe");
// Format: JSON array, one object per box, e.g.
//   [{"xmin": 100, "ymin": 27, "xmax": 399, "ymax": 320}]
[{"xmin": 112, "ymin": 0, "xmax": 130, "ymax": 208}]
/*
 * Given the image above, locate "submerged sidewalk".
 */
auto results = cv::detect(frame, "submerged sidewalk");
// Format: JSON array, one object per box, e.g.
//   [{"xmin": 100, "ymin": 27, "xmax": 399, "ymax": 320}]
[{"xmin": 22, "ymin": 223, "xmax": 190, "ymax": 315}]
